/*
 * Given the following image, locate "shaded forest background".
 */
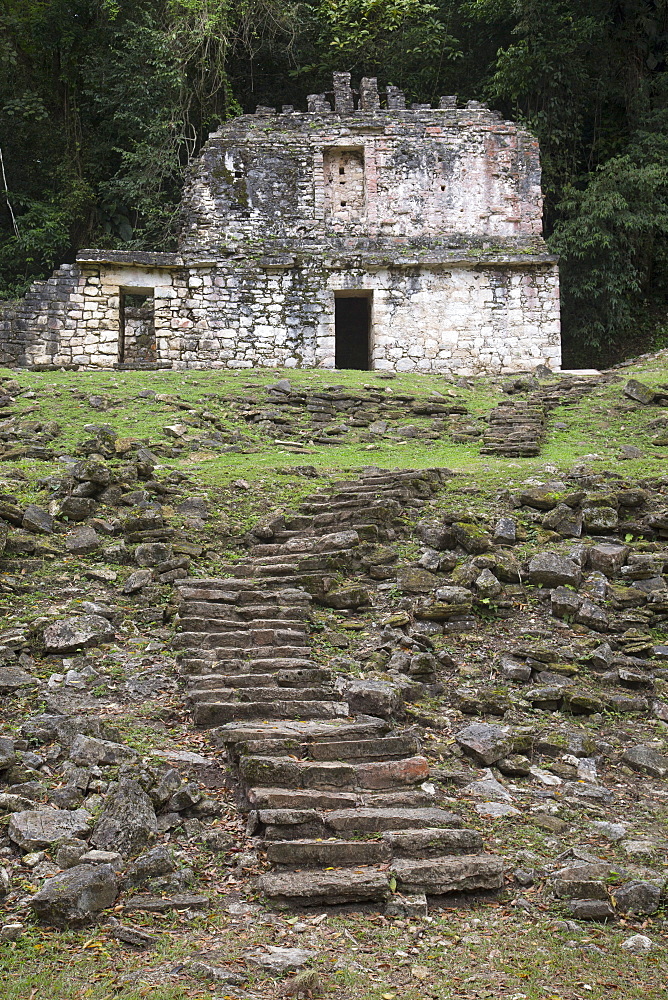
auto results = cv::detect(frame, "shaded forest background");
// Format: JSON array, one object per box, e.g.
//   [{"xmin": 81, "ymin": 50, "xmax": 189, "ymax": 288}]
[{"xmin": 1, "ymin": 0, "xmax": 667, "ymax": 366}]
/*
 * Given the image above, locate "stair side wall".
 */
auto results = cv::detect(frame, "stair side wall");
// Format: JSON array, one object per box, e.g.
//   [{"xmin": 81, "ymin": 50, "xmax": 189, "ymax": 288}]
[{"xmin": 0, "ymin": 263, "xmax": 176, "ymax": 367}]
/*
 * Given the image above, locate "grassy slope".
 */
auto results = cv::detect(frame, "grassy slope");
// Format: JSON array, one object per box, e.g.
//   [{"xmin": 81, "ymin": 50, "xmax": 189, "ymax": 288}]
[
  {"xmin": 1, "ymin": 355, "xmax": 668, "ymax": 999},
  {"xmin": 4, "ymin": 352, "xmax": 668, "ymax": 492}
]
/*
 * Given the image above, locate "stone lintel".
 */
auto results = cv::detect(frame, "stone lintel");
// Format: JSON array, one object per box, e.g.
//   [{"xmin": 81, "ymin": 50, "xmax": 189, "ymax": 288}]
[{"xmin": 76, "ymin": 250, "xmax": 182, "ymax": 269}]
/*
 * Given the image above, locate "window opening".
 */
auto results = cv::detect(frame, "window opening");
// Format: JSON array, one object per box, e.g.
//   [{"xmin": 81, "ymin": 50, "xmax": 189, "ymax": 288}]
[{"xmin": 323, "ymin": 147, "xmax": 365, "ymax": 221}]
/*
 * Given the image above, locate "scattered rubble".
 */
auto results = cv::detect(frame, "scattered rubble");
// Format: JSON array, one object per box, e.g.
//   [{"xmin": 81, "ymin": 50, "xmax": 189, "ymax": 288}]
[{"xmin": 0, "ymin": 365, "xmax": 667, "ymax": 994}]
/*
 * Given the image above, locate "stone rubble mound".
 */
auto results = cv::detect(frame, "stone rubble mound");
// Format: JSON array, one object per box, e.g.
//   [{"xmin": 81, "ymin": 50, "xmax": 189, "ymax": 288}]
[{"xmin": 237, "ymin": 381, "xmax": 468, "ymax": 449}]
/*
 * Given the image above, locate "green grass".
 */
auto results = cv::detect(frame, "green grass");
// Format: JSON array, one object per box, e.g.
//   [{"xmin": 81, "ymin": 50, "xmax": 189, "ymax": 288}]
[
  {"xmin": 1, "ymin": 906, "xmax": 666, "ymax": 1000},
  {"xmin": 2, "ymin": 355, "xmax": 668, "ymax": 996},
  {"xmin": 3, "ymin": 359, "xmax": 667, "ymax": 502}
]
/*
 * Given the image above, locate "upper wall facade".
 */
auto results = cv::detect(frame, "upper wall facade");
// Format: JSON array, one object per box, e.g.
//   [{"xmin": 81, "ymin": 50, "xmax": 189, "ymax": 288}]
[{"xmin": 178, "ymin": 82, "xmax": 544, "ymax": 258}]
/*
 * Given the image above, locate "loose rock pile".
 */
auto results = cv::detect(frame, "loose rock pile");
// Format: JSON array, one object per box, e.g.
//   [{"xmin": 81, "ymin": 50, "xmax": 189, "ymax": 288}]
[
  {"xmin": 0, "ymin": 716, "xmax": 229, "ymax": 931},
  {"xmin": 237, "ymin": 381, "xmax": 469, "ymax": 449}
]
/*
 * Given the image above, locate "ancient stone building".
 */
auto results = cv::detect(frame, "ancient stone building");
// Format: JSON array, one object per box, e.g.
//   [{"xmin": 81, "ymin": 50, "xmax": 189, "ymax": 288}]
[{"xmin": 0, "ymin": 74, "xmax": 561, "ymax": 373}]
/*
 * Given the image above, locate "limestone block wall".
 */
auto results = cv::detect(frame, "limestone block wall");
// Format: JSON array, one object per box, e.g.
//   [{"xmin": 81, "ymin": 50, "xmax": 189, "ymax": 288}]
[
  {"xmin": 364, "ymin": 266, "xmax": 562, "ymax": 373},
  {"xmin": 165, "ymin": 260, "xmax": 561, "ymax": 374},
  {"xmin": 122, "ymin": 298, "xmax": 157, "ymax": 361},
  {"xmin": 0, "ymin": 262, "xmax": 177, "ymax": 367},
  {"xmin": 0, "ymin": 265, "xmax": 88, "ymax": 366},
  {"xmin": 0, "ymin": 257, "xmax": 560, "ymax": 374},
  {"xmin": 168, "ymin": 264, "xmax": 324, "ymax": 369},
  {"xmin": 179, "ymin": 108, "xmax": 544, "ymax": 257}
]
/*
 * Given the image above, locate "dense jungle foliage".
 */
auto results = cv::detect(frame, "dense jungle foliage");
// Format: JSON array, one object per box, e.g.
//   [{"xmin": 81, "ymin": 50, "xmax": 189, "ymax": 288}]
[{"xmin": 0, "ymin": 0, "xmax": 667, "ymax": 365}]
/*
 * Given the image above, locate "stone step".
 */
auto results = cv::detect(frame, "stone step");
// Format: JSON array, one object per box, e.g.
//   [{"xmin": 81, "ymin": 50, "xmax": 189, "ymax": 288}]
[
  {"xmin": 245, "ymin": 553, "xmax": 326, "ymax": 567},
  {"xmin": 309, "ymin": 508, "xmax": 400, "ymax": 528},
  {"xmin": 215, "ymin": 718, "xmax": 390, "ymax": 747},
  {"xmin": 248, "ymin": 540, "xmax": 359, "ymax": 559},
  {"xmin": 246, "ymin": 656, "xmax": 319, "ymax": 670},
  {"xmin": 238, "ymin": 734, "xmax": 418, "ymax": 761},
  {"xmin": 178, "ymin": 617, "xmax": 309, "ymax": 634},
  {"xmin": 229, "ymin": 563, "xmax": 300, "ymax": 578},
  {"xmin": 247, "ymin": 787, "xmax": 359, "ymax": 811},
  {"xmin": 271, "ymin": 523, "xmax": 383, "ymax": 544},
  {"xmin": 185, "ymin": 673, "xmax": 269, "ymax": 689},
  {"xmin": 228, "ymin": 555, "xmax": 354, "ymax": 578},
  {"xmin": 177, "ymin": 580, "xmax": 311, "ymax": 601},
  {"xmin": 381, "ymin": 828, "xmax": 483, "ymax": 858},
  {"xmin": 324, "ymin": 807, "xmax": 462, "ymax": 834},
  {"xmin": 192, "ymin": 700, "xmax": 349, "ymax": 727},
  {"xmin": 265, "ymin": 838, "xmax": 392, "ymax": 867},
  {"xmin": 175, "ymin": 631, "xmax": 308, "ymax": 650},
  {"xmin": 248, "ymin": 531, "xmax": 360, "ymax": 559},
  {"xmin": 179, "ymin": 652, "xmax": 315, "ymax": 670},
  {"xmin": 330, "ymin": 477, "xmax": 423, "ymax": 488},
  {"xmin": 337, "ymin": 470, "xmax": 447, "ymax": 484},
  {"xmin": 309, "ymin": 735, "xmax": 419, "ymax": 761},
  {"xmin": 360, "ymin": 790, "xmax": 437, "ymax": 808},
  {"xmin": 248, "ymin": 788, "xmax": 439, "ymax": 815},
  {"xmin": 332, "ymin": 487, "xmax": 425, "ymax": 501},
  {"xmin": 256, "ymin": 807, "xmax": 329, "ymax": 840},
  {"xmin": 186, "ymin": 668, "xmax": 333, "ymax": 689},
  {"xmin": 178, "ymin": 656, "xmax": 316, "ymax": 675},
  {"xmin": 390, "ymin": 855, "xmax": 505, "ymax": 894},
  {"xmin": 211, "ymin": 574, "xmax": 328, "ymax": 593},
  {"xmin": 178, "ymin": 602, "xmax": 310, "ymax": 621},
  {"xmin": 249, "ymin": 543, "xmax": 303, "ymax": 557},
  {"xmin": 280, "ymin": 509, "xmax": 391, "ymax": 531},
  {"xmin": 259, "ymin": 869, "xmax": 390, "ymax": 906},
  {"xmin": 299, "ymin": 497, "xmax": 404, "ymax": 513},
  {"xmin": 239, "ymin": 755, "xmax": 429, "ymax": 791},
  {"xmin": 189, "ymin": 685, "xmax": 336, "ymax": 704},
  {"xmin": 263, "ymin": 828, "xmax": 484, "ymax": 866}
]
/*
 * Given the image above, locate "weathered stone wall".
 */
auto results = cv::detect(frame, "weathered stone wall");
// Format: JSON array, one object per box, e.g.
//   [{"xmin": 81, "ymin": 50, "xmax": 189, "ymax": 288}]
[
  {"xmin": 0, "ymin": 258, "xmax": 178, "ymax": 368},
  {"xmin": 170, "ymin": 261, "xmax": 559, "ymax": 374},
  {"xmin": 0, "ymin": 256, "xmax": 560, "ymax": 374},
  {"xmin": 121, "ymin": 294, "xmax": 157, "ymax": 363},
  {"xmin": 178, "ymin": 105, "xmax": 544, "ymax": 257},
  {"xmin": 0, "ymin": 265, "xmax": 87, "ymax": 366}
]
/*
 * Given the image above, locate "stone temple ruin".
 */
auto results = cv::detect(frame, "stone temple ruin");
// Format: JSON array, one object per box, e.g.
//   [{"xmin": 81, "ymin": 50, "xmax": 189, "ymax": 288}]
[{"xmin": 0, "ymin": 73, "xmax": 561, "ymax": 374}]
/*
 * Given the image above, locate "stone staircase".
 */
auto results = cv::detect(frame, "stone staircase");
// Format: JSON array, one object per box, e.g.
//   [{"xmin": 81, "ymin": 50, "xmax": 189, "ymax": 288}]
[
  {"xmin": 481, "ymin": 399, "xmax": 546, "ymax": 457},
  {"xmin": 175, "ymin": 468, "xmax": 504, "ymax": 908}
]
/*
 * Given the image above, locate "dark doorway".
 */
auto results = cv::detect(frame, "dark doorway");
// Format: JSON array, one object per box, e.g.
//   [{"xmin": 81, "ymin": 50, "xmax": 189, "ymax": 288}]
[
  {"xmin": 335, "ymin": 294, "xmax": 371, "ymax": 370},
  {"xmin": 119, "ymin": 290, "xmax": 156, "ymax": 363}
]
